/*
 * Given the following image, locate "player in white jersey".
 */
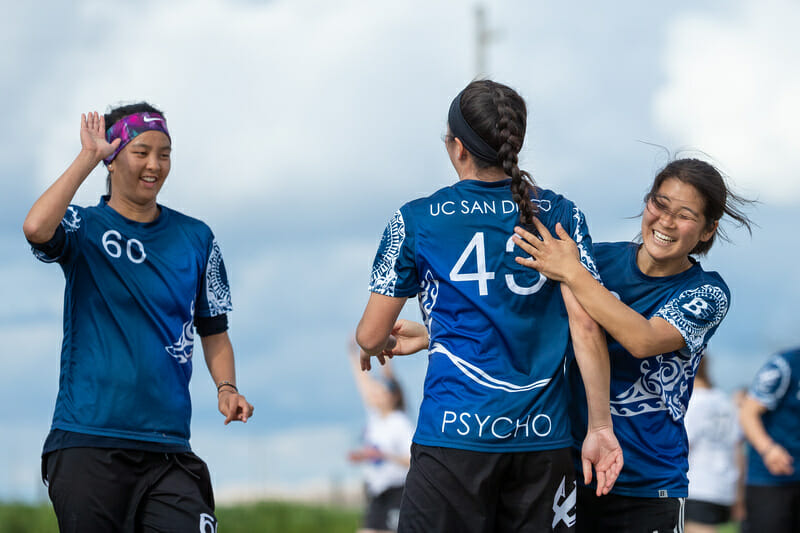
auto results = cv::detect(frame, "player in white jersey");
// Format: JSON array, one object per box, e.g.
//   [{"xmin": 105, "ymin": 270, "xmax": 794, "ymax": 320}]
[
  {"xmin": 684, "ymin": 356, "xmax": 744, "ymax": 532},
  {"xmin": 348, "ymin": 342, "xmax": 414, "ymax": 533},
  {"xmin": 356, "ymin": 80, "xmax": 623, "ymax": 532},
  {"xmin": 513, "ymin": 158, "xmax": 754, "ymax": 532}
]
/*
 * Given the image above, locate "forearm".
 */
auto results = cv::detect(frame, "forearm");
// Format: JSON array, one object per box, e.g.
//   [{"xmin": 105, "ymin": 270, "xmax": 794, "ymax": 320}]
[
  {"xmin": 356, "ymin": 293, "xmax": 407, "ymax": 355},
  {"xmin": 739, "ymin": 397, "xmax": 773, "ymax": 454},
  {"xmin": 563, "ymin": 285, "xmax": 612, "ymax": 429},
  {"xmin": 564, "ymin": 267, "xmax": 682, "ymax": 358},
  {"xmin": 23, "ymin": 149, "xmax": 102, "ymax": 243},
  {"xmin": 202, "ymin": 332, "xmax": 237, "ymax": 388}
]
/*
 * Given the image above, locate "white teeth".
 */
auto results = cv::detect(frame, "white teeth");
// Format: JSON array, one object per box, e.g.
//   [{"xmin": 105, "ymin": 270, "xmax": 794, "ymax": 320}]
[
  {"xmin": 141, "ymin": 177, "xmax": 156, "ymax": 183},
  {"xmin": 653, "ymin": 230, "xmax": 675, "ymax": 243}
]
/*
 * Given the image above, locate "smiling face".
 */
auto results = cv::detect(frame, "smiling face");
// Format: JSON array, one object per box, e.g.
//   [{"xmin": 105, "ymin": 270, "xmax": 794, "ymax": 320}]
[
  {"xmin": 638, "ymin": 177, "xmax": 718, "ymax": 276},
  {"xmin": 107, "ymin": 130, "xmax": 171, "ymax": 216}
]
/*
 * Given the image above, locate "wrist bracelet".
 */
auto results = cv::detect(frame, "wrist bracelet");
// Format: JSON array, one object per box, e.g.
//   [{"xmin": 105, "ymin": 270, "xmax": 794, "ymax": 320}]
[{"xmin": 217, "ymin": 381, "xmax": 238, "ymax": 394}]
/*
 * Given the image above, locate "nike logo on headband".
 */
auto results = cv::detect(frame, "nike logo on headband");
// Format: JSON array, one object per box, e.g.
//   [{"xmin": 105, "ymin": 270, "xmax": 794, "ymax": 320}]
[{"xmin": 143, "ymin": 116, "xmax": 163, "ymax": 122}]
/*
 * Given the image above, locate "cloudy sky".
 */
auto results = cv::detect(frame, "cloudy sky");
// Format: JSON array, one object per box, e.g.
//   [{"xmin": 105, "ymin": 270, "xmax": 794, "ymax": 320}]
[{"xmin": 2, "ymin": 0, "xmax": 798, "ymax": 502}]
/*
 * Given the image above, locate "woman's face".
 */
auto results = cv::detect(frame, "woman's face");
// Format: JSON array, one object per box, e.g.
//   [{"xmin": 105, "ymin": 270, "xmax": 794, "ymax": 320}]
[
  {"xmin": 640, "ymin": 177, "xmax": 717, "ymax": 269},
  {"xmin": 108, "ymin": 130, "xmax": 171, "ymax": 206}
]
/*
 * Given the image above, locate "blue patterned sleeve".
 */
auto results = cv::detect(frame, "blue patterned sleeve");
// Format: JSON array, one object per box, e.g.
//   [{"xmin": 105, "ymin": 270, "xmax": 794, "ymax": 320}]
[
  {"xmin": 749, "ymin": 354, "xmax": 792, "ymax": 410},
  {"xmin": 30, "ymin": 205, "xmax": 82, "ymax": 264},
  {"xmin": 368, "ymin": 208, "xmax": 419, "ymax": 297},
  {"xmin": 197, "ymin": 235, "xmax": 233, "ymax": 318},
  {"xmin": 653, "ymin": 282, "xmax": 730, "ymax": 356},
  {"xmin": 567, "ymin": 205, "xmax": 601, "ymax": 283}
]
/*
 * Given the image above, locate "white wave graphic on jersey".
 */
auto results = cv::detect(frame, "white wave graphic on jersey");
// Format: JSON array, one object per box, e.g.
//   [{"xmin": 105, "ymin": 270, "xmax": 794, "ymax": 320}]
[
  {"xmin": 571, "ymin": 207, "xmax": 600, "ymax": 281},
  {"xmin": 166, "ymin": 303, "xmax": 194, "ymax": 364},
  {"xmin": 418, "ymin": 269, "xmax": 439, "ymax": 332},
  {"xmin": 370, "ymin": 210, "xmax": 405, "ymax": 295},
  {"xmin": 206, "ymin": 240, "xmax": 232, "ymax": 316},
  {"xmin": 611, "ymin": 285, "xmax": 728, "ymax": 421},
  {"xmin": 430, "ymin": 342, "xmax": 551, "ymax": 393},
  {"xmin": 63, "ymin": 206, "xmax": 82, "ymax": 232}
]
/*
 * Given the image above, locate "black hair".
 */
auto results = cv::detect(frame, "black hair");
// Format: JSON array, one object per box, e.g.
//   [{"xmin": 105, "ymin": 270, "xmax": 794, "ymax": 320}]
[
  {"xmin": 645, "ymin": 158, "xmax": 754, "ymax": 255},
  {"xmin": 458, "ymin": 80, "xmax": 537, "ymax": 225},
  {"xmin": 384, "ymin": 377, "xmax": 406, "ymax": 412},
  {"xmin": 104, "ymin": 101, "xmax": 165, "ymax": 195}
]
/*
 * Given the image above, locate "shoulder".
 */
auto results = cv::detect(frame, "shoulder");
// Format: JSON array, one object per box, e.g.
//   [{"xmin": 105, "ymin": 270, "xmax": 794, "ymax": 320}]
[
  {"xmin": 690, "ymin": 264, "xmax": 729, "ymax": 294},
  {"xmin": 161, "ymin": 206, "xmax": 215, "ymax": 239},
  {"xmin": 533, "ymin": 187, "xmax": 579, "ymax": 213}
]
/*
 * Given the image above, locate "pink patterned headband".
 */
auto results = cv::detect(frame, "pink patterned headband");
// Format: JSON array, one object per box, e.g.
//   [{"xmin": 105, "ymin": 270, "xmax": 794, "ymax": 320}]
[{"xmin": 103, "ymin": 112, "xmax": 171, "ymax": 166}]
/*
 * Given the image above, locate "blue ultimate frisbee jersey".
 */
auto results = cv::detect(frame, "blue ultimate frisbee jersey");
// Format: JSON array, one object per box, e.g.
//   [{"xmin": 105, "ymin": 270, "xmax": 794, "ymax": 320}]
[
  {"xmin": 568, "ymin": 242, "xmax": 730, "ymax": 498},
  {"xmin": 369, "ymin": 179, "xmax": 600, "ymax": 453},
  {"xmin": 746, "ymin": 348, "xmax": 800, "ymax": 486},
  {"xmin": 33, "ymin": 197, "xmax": 232, "ymax": 448}
]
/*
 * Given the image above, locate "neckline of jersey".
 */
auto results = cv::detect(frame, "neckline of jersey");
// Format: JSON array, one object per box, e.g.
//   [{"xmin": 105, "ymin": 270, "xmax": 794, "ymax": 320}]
[
  {"xmin": 98, "ymin": 196, "xmax": 170, "ymax": 229},
  {"xmin": 628, "ymin": 242, "xmax": 700, "ymax": 282}
]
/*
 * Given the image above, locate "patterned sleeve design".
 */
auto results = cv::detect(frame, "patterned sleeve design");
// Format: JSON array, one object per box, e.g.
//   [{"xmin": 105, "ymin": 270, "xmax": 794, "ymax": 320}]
[
  {"xmin": 749, "ymin": 355, "xmax": 792, "ymax": 410},
  {"xmin": 368, "ymin": 210, "xmax": 418, "ymax": 297},
  {"xmin": 31, "ymin": 206, "xmax": 81, "ymax": 263},
  {"xmin": 203, "ymin": 239, "xmax": 233, "ymax": 317},
  {"xmin": 570, "ymin": 207, "xmax": 601, "ymax": 282},
  {"xmin": 654, "ymin": 284, "xmax": 729, "ymax": 356}
]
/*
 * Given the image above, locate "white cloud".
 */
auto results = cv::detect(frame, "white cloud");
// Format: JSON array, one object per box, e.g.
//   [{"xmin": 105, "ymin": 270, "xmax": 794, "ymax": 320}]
[
  {"xmin": 31, "ymin": 0, "xmax": 467, "ymax": 214},
  {"xmin": 654, "ymin": 0, "xmax": 800, "ymax": 203}
]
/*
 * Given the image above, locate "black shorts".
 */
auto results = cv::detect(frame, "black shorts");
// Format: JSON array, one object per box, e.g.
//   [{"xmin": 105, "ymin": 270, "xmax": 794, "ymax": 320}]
[
  {"xmin": 43, "ymin": 447, "xmax": 216, "ymax": 533},
  {"xmin": 364, "ymin": 485, "xmax": 404, "ymax": 531},
  {"xmin": 684, "ymin": 499, "xmax": 730, "ymax": 525},
  {"xmin": 398, "ymin": 443, "xmax": 576, "ymax": 533},
  {"xmin": 742, "ymin": 484, "xmax": 800, "ymax": 533},
  {"xmin": 576, "ymin": 485, "xmax": 685, "ymax": 533}
]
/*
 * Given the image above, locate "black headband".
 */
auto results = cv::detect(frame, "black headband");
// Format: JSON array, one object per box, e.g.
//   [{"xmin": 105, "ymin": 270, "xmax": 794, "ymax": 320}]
[{"xmin": 447, "ymin": 90, "xmax": 499, "ymax": 164}]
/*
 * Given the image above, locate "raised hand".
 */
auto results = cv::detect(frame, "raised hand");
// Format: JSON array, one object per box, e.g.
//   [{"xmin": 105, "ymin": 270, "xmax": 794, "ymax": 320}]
[
  {"xmin": 80, "ymin": 111, "xmax": 120, "ymax": 162},
  {"xmin": 512, "ymin": 218, "xmax": 582, "ymax": 282},
  {"xmin": 581, "ymin": 425, "xmax": 624, "ymax": 496}
]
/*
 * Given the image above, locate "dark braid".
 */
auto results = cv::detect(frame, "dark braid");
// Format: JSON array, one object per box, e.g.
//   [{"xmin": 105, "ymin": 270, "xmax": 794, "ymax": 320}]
[{"xmin": 460, "ymin": 80, "xmax": 537, "ymax": 225}]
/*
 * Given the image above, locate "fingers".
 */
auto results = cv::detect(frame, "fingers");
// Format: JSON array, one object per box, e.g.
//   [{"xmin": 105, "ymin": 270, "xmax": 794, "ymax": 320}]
[
  {"xmin": 532, "ymin": 217, "xmax": 553, "ymax": 240},
  {"xmin": 512, "ymin": 227, "xmax": 540, "ymax": 254},
  {"xmin": 596, "ymin": 469, "xmax": 607, "ymax": 496},
  {"xmin": 222, "ymin": 396, "xmax": 236, "ymax": 425},
  {"xmin": 582, "ymin": 457, "xmax": 592, "ymax": 486},
  {"xmin": 555, "ymin": 222, "xmax": 571, "ymax": 240}
]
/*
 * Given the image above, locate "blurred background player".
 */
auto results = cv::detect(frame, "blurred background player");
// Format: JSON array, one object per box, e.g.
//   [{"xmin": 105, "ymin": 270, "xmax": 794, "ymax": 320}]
[
  {"xmin": 23, "ymin": 104, "xmax": 253, "ymax": 532},
  {"xmin": 356, "ymin": 79, "xmax": 622, "ymax": 532},
  {"xmin": 347, "ymin": 341, "xmax": 413, "ymax": 533},
  {"xmin": 739, "ymin": 346, "xmax": 800, "ymax": 533},
  {"xmin": 684, "ymin": 356, "xmax": 744, "ymax": 533}
]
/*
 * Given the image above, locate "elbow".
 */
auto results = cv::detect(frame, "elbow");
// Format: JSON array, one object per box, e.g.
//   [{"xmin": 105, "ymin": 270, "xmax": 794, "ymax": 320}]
[
  {"xmin": 355, "ymin": 325, "xmax": 385, "ymax": 356},
  {"xmin": 22, "ymin": 216, "xmax": 50, "ymax": 244},
  {"xmin": 569, "ymin": 314, "xmax": 603, "ymax": 338}
]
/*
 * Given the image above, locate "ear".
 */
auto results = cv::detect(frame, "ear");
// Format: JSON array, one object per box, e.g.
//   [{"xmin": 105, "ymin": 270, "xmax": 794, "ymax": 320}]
[
  {"xmin": 453, "ymin": 137, "xmax": 469, "ymax": 161},
  {"xmin": 700, "ymin": 219, "xmax": 719, "ymax": 242}
]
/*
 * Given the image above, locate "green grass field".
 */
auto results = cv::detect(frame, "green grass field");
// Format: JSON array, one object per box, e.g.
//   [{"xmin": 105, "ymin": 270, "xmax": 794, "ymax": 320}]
[
  {"xmin": 0, "ymin": 501, "xmax": 360, "ymax": 533},
  {"xmin": 0, "ymin": 502, "xmax": 741, "ymax": 532}
]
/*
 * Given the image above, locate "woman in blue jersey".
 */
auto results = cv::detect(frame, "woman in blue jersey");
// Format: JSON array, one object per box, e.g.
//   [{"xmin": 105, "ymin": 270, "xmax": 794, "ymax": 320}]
[
  {"xmin": 355, "ymin": 79, "xmax": 623, "ymax": 532},
  {"xmin": 739, "ymin": 347, "xmax": 800, "ymax": 533},
  {"xmin": 512, "ymin": 158, "xmax": 754, "ymax": 532},
  {"xmin": 23, "ymin": 103, "xmax": 253, "ymax": 532}
]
